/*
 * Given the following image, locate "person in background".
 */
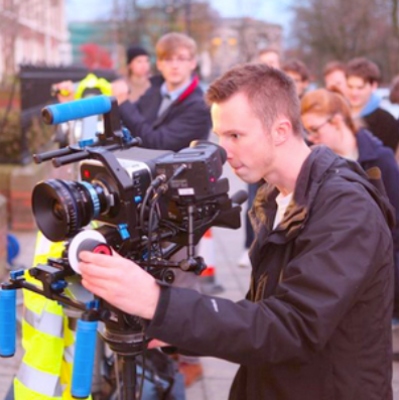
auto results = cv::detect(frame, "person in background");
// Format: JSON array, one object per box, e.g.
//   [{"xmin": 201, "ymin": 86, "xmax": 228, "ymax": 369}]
[
  {"xmin": 79, "ymin": 63, "xmax": 395, "ymax": 400},
  {"xmin": 301, "ymin": 87, "xmax": 399, "ymax": 323},
  {"xmin": 388, "ymin": 75, "xmax": 399, "ymax": 121},
  {"xmin": 238, "ymin": 48, "xmax": 282, "ymax": 268},
  {"xmin": 282, "ymin": 59, "xmax": 310, "ymax": 98},
  {"xmin": 390, "ymin": 75, "xmax": 399, "ymax": 106},
  {"xmin": 346, "ymin": 57, "xmax": 399, "ymax": 154},
  {"xmin": 111, "ymin": 32, "xmax": 211, "ymax": 152},
  {"xmin": 323, "ymin": 60, "xmax": 349, "ymax": 98},
  {"xmin": 257, "ymin": 48, "xmax": 281, "ymax": 69},
  {"xmin": 112, "ymin": 31, "xmax": 210, "ymax": 388},
  {"xmin": 112, "ymin": 45, "xmax": 151, "ymax": 103}
]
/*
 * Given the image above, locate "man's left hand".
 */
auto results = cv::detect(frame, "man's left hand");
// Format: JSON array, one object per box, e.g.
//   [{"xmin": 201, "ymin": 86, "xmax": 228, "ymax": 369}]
[{"xmin": 78, "ymin": 251, "xmax": 160, "ymax": 319}]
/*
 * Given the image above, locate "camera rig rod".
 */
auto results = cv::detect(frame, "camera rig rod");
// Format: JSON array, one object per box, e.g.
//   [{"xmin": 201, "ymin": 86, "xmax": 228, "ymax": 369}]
[{"xmin": 37, "ymin": 95, "xmax": 143, "ymax": 167}]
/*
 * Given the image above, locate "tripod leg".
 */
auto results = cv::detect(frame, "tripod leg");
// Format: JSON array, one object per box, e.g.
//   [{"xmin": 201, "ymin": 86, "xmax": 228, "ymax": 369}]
[{"xmin": 121, "ymin": 355, "xmax": 137, "ymax": 400}]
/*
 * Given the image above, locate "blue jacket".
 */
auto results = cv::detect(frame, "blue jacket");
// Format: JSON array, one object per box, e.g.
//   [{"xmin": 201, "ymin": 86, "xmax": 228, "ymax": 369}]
[
  {"xmin": 118, "ymin": 75, "xmax": 211, "ymax": 152},
  {"xmin": 356, "ymin": 128, "xmax": 399, "ymax": 254}
]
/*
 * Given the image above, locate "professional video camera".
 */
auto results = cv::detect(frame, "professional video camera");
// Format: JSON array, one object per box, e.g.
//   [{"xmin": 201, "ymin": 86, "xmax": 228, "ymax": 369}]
[{"xmin": 0, "ymin": 95, "xmax": 247, "ymax": 400}]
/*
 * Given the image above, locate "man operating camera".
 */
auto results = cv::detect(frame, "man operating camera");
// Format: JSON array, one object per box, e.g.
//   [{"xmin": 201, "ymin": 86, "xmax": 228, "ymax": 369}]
[{"xmin": 79, "ymin": 63, "xmax": 394, "ymax": 400}]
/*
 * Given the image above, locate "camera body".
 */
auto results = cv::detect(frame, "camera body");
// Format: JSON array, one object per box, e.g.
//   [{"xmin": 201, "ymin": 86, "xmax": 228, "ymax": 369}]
[
  {"xmin": 31, "ymin": 139, "xmax": 236, "ymax": 265},
  {"xmin": 2, "ymin": 94, "xmax": 246, "ymax": 356}
]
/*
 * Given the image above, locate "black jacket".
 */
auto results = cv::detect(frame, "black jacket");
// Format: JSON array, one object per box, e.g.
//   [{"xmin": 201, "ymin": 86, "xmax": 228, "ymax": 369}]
[
  {"xmin": 363, "ymin": 107, "xmax": 399, "ymax": 152},
  {"xmin": 357, "ymin": 128, "xmax": 399, "ymax": 255},
  {"xmin": 118, "ymin": 75, "xmax": 211, "ymax": 151},
  {"xmin": 147, "ymin": 146, "xmax": 394, "ymax": 400}
]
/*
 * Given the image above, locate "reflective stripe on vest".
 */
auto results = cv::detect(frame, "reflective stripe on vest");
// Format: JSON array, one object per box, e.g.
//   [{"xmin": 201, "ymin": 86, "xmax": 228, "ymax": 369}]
[
  {"xmin": 23, "ymin": 307, "xmax": 64, "ymax": 338},
  {"xmin": 15, "ymin": 231, "xmax": 93, "ymax": 400},
  {"xmin": 16, "ymin": 362, "xmax": 63, "ymax": 397},
  {"xmin": 64, "ymin": 344, "xmax": 74, "ymax": 365},
  {"xmin": 15, "ymin": 232, "xmax": 66, "ymax": 399}
]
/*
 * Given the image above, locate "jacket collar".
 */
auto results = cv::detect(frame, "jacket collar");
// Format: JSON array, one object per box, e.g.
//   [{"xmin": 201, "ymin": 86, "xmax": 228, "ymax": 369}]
[
  {"xmin": 356, "ymin": 128, "xmax": 383, "ymax": 163},
  {"xmin": 153, "ymin": 75, "xmax": 201, "ymax": 128},
  {"xmin": 279, "ymin": 146, "xmax": 338, "ymax": 239},
  {"xmin": 250, "ymin": 146, "xmax": 351, "ymax": 244},
  {"xmin": 250, "ymin": 144, "xmax": 395, "ymax": 247},
  {"xmin": 152, "ymin": 74, "xmax": 200, "ymax": 103},
  {"xmin": 160, "ymin": 75, "xmax": 200, "ymax": 103},
  {"xmin": 359, "ymin": 92, "xmax": 380, "ymax": 117},
  {"xmin": 177, "ymin": 75, "xmax": 200, "ymax": 103}
]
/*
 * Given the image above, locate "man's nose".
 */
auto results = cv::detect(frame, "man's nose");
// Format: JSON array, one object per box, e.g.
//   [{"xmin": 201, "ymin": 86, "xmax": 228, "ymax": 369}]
[{"xmin": 219, "ymin": 143, "xmax": 232, "ymax": 160}]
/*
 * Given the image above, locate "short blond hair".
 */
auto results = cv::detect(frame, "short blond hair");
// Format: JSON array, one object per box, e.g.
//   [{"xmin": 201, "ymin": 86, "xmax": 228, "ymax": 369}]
[
  {"xmin": 155, "ymin": 32, "xmax": 197, "ymax": 60},
  {"xmin": 206, "ymin": 63, "xmax": 302, "ymax": 135}
]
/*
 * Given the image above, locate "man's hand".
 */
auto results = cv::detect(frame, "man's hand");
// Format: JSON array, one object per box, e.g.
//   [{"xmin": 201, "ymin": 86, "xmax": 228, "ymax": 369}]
[
  {"xmin": 78, "ymin": 251, "xmax": 160, "ymax": 320},
  {"xmin": 111, "ymin": 79, "xmax": 130, "ymax": 104}
]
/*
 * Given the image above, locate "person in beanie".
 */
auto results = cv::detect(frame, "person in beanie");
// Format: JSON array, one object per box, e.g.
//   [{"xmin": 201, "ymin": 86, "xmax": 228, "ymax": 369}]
[
  {"xmin": 112, "ymin": 45, "xmax": 151, "ymax": 103},
  {"xmin": 125, "ymin": 45, "xmax": 151, "ymax": 102}
]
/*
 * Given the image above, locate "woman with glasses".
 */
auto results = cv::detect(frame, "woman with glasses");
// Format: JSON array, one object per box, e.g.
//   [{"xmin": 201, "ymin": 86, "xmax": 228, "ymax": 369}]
[
  {"xmin": 300, "ymin": 88, "xmax": 399, "ymax": 184},
  {"xmin": 301, "ymin": 87, "xmax": 399, "ymax": 321}
]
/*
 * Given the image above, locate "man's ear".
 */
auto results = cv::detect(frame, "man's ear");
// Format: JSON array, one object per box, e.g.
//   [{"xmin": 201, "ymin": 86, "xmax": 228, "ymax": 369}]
[{"xmin": 272, "ymin": 118, "xmax": 291, "ymax": 146}]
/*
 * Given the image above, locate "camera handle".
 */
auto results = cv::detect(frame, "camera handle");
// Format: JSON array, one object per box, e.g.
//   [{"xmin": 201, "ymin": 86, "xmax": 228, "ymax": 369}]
[
  {"xmin": 72, "ymin": 311, "xmax": 141, "ymax": 400},
  {"xmin": 0, "ymin": 283, "xmax": 17, "ymax": 358},
  {"xmin": 72, "ymin": 314, "xmax": 99, "ymax": 398}
]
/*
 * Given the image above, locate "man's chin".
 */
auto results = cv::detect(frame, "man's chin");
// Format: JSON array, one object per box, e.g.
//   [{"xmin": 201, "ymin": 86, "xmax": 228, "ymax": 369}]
[{"xmin": 232, "ymin": 167, "xmax": 251, "ymax": 182}]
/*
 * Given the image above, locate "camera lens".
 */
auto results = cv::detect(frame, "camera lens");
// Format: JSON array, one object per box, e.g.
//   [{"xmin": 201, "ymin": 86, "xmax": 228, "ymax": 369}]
[{"xmin": 32, "ymin": 179, "xmax": 110, "ymax": 242}]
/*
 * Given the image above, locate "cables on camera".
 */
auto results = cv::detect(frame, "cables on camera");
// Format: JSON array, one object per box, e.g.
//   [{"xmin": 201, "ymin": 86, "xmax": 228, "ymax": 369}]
[{"xmin": 140, "ymin": 164, "xmax": 189, "ymax": 262}]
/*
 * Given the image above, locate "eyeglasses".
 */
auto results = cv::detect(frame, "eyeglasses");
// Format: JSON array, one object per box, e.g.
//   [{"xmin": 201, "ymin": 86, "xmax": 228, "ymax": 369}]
[
  {"xmin": 161, "ymin": 56, "xmax": 192, "ymax": 64},
  {"xmin": 306, "ymin": 115, "xmax": 333, "ymax": 138}
]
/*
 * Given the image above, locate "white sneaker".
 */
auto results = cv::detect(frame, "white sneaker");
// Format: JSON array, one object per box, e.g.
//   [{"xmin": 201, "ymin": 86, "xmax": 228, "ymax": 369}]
[{"xmin": 238, "ymin": 250, "xmax": 251, "ymax": 268}]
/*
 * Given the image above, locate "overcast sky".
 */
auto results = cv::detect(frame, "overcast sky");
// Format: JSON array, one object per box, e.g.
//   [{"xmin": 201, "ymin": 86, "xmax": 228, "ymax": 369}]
[{"xmin": 66, "ymin": 0, "xmax": 293, "ymax": 29}]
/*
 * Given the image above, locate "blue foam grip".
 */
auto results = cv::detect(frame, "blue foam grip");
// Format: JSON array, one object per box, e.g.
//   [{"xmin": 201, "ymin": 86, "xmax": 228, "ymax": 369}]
[
  {"xmin": 71, "ymin": 319, "xmax": 98, "ymax": 398},
  {"xmin": 0, "ymin": 289, "xmax": 16, "ymax": 357},
  {"xmin": 43, "ymin": 95, "xmax": 112, "ymax": 125}
]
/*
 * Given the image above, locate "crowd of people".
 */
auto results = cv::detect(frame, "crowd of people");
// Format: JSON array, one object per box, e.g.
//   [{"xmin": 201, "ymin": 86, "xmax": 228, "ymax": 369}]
[{"xmin": 16, "ymin": 31, "xmax": 399, "ymax": 400}]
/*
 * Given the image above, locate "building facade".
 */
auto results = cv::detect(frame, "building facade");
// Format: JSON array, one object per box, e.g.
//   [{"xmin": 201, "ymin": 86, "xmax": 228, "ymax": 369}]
[
  {"xmin": 208, "ymin": 17, "xmax": 283, "ymax": 81},
  {"xmin": 0, "ymin": 0, "xmax": 70, "ymax": 83}
]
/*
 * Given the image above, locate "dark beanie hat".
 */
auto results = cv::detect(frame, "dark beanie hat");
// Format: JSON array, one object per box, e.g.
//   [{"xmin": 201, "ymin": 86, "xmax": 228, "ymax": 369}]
[{"xmin": 126, "ymin": 46, "xmax": 149, "ymax": 64}]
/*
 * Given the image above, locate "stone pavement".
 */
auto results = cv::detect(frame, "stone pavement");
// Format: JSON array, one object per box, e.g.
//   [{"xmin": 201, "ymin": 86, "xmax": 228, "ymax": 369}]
[{"xmin": 1, "ymin": 160, "xmax": 399, "ymax": 400}]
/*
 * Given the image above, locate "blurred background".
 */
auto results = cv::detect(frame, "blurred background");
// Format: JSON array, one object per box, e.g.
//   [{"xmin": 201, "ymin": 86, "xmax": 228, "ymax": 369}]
[
  {"xmin": 1, "ymin": 1, "xmax": 399, "ymax": 398},
  {"xmin": 1, "ymin": 0, "xmax": 399, "ymax": 278},
  {"xmin": 1, "ymin": 0, "xmax": 399, "ymax": 163}
]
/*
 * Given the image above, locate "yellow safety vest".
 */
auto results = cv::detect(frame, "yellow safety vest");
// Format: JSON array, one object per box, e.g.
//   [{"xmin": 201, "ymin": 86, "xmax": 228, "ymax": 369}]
[
  {"xmin": 14, "ymin": 232, "xmax": 93, "ymax": 400},
  {"xmin": 74, "ymin": 73, "xmax": 112, "ymax": 100}
]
